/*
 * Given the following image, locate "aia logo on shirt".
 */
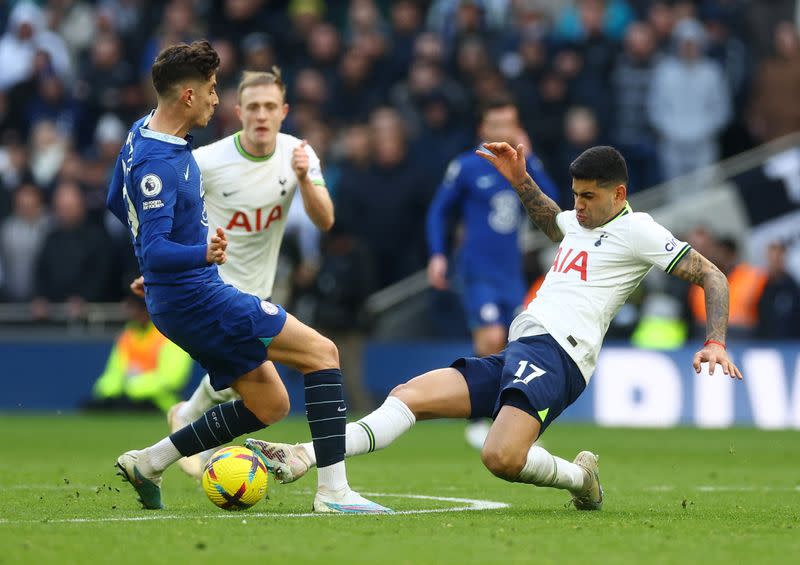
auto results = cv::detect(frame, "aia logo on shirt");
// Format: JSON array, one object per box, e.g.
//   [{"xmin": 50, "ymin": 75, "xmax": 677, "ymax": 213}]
[
  {"xmin": 552, "ymin": 246, "xmax": 588, "ymax": 281},
  {"xmin": 226, "ymin": 205, "xmax": 283, "ymax": 232}
]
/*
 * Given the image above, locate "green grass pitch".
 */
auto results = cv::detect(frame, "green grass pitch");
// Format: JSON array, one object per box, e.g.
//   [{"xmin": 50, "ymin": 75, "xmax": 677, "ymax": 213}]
[{"xmin": 1, "ymin": 414, "xmax": 798, "ymax": 564}]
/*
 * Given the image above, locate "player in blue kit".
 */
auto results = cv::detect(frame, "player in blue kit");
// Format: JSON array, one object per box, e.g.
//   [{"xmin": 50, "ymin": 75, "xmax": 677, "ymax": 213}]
[
  {"xmin": 106, "ymin": 41, "xmax": 390, "ymax": 513},
  {"xmin": 426, "ymin": 95, "xmax": 559, "ymax": 448}
]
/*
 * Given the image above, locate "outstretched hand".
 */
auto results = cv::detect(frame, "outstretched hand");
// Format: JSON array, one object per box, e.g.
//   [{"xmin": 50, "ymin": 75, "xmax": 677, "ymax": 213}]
[
  {"xmin": 476, "ymin": 142, "xmax": 528, "ymax": 187},
  {"xmin": 693, "ymin": 343, "xmax": 743, "ymax": 379},
  {"xmin": 207, "ymin": 227, "xmax": 228, "ymax": 265}
]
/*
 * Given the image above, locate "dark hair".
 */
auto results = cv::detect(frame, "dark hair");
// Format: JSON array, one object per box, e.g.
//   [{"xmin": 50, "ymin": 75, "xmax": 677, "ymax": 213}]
[
  {"xmin": 479, "ymin": 92, "xmax": 517, "ymax": 122},
  {"xmin": 569, "ymin": 146, "xmax": 628, "ymax": 188},
  {"xmin": 151, "ymin": 40, "xmax": 220, "ymax": 97}
]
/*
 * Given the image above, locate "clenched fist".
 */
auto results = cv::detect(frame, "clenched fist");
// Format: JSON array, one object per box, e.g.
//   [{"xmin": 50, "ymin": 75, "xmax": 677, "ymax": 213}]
[{"xmin": 292, "ymin": 139, "xmax": 310, "ymax": 181}]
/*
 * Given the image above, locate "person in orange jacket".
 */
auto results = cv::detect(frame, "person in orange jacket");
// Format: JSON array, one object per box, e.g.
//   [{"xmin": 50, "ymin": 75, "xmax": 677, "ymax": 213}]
[
  {"xmin": 91, "ymin": 295, "xmax": 193, "ymax": 412},
  {"xmin": 688, "ymin": 237, "xmax": 767, "ymax": 339}
]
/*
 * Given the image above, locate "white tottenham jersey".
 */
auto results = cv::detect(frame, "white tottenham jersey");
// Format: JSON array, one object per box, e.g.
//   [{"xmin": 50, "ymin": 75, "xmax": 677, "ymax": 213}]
[
  {"xmin": 193, "ymin": 132, "xmax": 325, "ymax": 298},
  {"xmin": 508, "ymin": 204, "xmax": 691, "ymax": 382}
]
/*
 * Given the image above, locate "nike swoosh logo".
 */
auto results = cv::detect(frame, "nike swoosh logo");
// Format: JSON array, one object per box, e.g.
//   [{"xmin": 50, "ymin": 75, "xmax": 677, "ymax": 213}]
[
  {"xmin": 184, "ymin": 164, "xmax": 190, "ymax": 180},
  {"xmin": 337, "ymin": 406, "xmax": 346, "ymax": 412},
  {"xmin": 222, "ymin": 190, "xmax": 240, "ymax": 197}
]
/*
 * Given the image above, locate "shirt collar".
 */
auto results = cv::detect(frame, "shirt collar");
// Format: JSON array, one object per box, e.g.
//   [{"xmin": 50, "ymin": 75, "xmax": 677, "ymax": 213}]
[
  {"xmin": 598, "ymin": 201, "xmax": 632, "ymax": 228},
  {"xmin": 139, "ymin": 110, "xmax": 190, "ymax": 146}
]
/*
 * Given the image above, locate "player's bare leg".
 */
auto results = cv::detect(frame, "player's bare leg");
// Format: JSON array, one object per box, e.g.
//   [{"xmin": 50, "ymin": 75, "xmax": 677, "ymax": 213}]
[
  {"xmin": 473, "ymin": 325, "xmax": 507, "ymax": 357},
  {"xmin": 232, "ymin": 362, "xmax": 291, "ymax": 422},
  {"xmin": 258, "ymin": 313, "xmax": 392, "ymax": 513},
  {"xmin": 248, "ymin": 368, "xmax": 471, "ymax": 483},
  {"xmin": 482, "ymin": 404, "xmax": 602, "ymax": 510},
  {"xmin": 465, "ymin": 324, "xmax": 506, "ymax": 449}
]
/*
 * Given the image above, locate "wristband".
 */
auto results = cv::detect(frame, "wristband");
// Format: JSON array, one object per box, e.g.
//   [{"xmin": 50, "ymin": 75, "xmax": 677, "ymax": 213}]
[{"xmin": 704, "ymin": 339, "xmax": 726, "ymax": 350}]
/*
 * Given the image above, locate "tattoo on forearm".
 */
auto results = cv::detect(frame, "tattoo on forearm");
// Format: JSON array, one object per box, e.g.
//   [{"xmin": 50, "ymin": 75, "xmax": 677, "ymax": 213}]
[
  {"xmin": 703, "ymin": 268, "xmax": 729, "ymax": 343},
  {"xmin": 678, "ymin": 251, "xmax": 706, "ymax": 285},
  {"xmin": 514, "ymin": 175, "xmax": 562, "ymax": 241},
  {"xmin": 672, "ymin": 250, "xmax": 729, "ymax": 343}
]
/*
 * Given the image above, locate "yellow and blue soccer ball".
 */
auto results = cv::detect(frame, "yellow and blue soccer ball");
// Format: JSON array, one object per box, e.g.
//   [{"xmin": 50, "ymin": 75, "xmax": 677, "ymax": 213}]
[{"xmin": 201, "ymin": 446, "xmax": 268, "ymax": 510}]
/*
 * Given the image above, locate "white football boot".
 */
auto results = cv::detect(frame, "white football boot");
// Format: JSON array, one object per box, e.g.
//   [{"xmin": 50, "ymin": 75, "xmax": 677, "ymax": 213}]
[
  {"xmin": 167, "ymin": 401, "xmax": 208, "ymax": 480},
  {"xmin": 313, "ymin": 488, "xmax": 394, "ymax": 514},
  {"xmin": 115, "ymin": 449, "xmax": 164, "ymax": 509},
  {"xmin": 244, "ymin": 439, "xmax": 311, "ymax": 484},
  {"xmin": 571, "ymin": 450, "xmax": 603, "ymax": 510}
]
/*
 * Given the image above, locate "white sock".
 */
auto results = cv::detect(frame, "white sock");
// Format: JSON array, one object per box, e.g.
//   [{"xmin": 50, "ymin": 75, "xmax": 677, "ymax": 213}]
[
  {"xmin": 517, "ymin": 445, "xmax": 586, "ymax": 493},
  {"xmin": 300, "ymin": 395, "xmax": 416, "ymax": 467},
  {"xmin": 178, "ymin": 374, "xmax": 238, "ymax": 422},
  {"xmin": 145, "ymin": 437, "xmax": 182, "ymax": 473},
  {"xmin": 317, "ymin": 461, "xmax": 348, "ymax": 493}
]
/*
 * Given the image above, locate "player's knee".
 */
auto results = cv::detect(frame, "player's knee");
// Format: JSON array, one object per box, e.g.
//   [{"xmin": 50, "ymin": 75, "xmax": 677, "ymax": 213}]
[
  {"xmin": 308, "ymin": 335, "xmax": 339, "ymax": 370},
  {"xmin": 389, "ymin": 383, "xmax": 421, "ymax": 417},
  {"xmin": 481, "ymin": 444, "xmax": 525, "ymax": 481},
  {"xmin": 389, "ymin": 382, "xmax": 409, "ymax": 400}
]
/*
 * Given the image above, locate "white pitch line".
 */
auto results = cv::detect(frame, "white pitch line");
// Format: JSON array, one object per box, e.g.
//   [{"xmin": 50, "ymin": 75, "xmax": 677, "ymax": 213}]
[
  {"xmin": 696, "ymin": 485, "xmax": 800, "ymax": 493},
  {"xmin": 0, "ymin": 492, "xmax": 508, "ymax": 525},
  {"xmin": 644, "ymin": 485, "xmax": 800, "ymax": 492}
]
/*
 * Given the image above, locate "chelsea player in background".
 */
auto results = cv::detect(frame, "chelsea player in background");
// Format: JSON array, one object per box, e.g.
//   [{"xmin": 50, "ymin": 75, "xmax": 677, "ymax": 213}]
[
  {"xmin": 106, "ymin": 40, "xmax": 390, "ymax": 513},
  {"xmin": 426, "ymin": 95, "xmax": 559, "ymax": 448}
]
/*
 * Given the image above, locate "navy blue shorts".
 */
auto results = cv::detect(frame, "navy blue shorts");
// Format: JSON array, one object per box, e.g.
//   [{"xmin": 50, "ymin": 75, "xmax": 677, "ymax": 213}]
[
  {"xmin": 452, "ymin": 334, "xmax": 585, "ymax": 434},
  {"xmin": 460, "ymin": 277, "xmax": 525, "ymax": 330},
  {"xmin": 151, "ymin": 283, "xmax": 287, "ymax": 391}
]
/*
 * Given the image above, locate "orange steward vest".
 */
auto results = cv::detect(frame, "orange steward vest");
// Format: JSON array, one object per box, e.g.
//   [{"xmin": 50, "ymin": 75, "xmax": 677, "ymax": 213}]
[{"xmin": 688, "ymin": 263, "xmax": 768, "ymax": 329}]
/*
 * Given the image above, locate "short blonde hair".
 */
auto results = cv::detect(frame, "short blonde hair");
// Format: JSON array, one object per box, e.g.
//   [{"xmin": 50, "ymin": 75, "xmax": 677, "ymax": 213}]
[{"xmin": 237, "ymin": 67, "xmax": 286, "ymax": 102}]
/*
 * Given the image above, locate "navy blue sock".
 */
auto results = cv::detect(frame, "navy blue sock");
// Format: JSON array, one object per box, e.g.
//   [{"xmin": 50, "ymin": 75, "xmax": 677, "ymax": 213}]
[
  {"xmin": 169, "ymin": 400, "xmax": 266, "ymax": 457},
  {"xmin": 304, "ymin": 369, "xmax": 346, "ymax": 468}
]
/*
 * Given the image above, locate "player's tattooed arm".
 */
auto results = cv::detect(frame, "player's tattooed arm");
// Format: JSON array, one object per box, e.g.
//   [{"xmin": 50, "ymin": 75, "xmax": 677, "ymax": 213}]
[
  {"xmin": 476, "ymin": 142, "xmax": 563, "ymax": 241},
  {"xmin": 513, "ymin": 175, "xmax": 563, "ymax": 242},
  {"xmin": 669, "ymin": 249, "xmax": 729, "ymax": 344},
  {"xmin": 669, "ymin": 248, "xmax": 743, "ymax": 379}
]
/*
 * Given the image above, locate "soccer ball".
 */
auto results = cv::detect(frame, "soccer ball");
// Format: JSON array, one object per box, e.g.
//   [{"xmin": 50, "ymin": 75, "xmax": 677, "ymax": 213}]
[{"xmin": 201, "ymin": 446, "xmax": 268, "ymax": 510}]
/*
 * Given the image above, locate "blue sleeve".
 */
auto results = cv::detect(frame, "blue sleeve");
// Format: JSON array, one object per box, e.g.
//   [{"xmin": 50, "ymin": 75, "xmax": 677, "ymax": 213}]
[
  {"xmin": 132, "ymin": 159, "xmax": 208, "ymax": 272},
  {"xmin": 426, "ymin": 158, "xmax": 466, "ymax": 256},
  {"xmin": 526, "ymin": 155, "xmax": 559, "ymax": 202},
  {"xmin": 106, "ymin": 153, "xmax": 126, "ymax": 225}
]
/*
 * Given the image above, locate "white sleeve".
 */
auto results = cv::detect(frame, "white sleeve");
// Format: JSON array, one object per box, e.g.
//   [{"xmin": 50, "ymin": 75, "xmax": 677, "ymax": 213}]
[
  {"xmin": 285, "ymin": 190, "xmax": 320, "ymax": 262},
  {"xmin": 304, "ymin": 144, "xmax": 326, "ymax": 186},
  {"xmin": 192, "ymin": 147, "xmax": 213, "ymax": 194},
  {"xmin": 192, "ymin": 147, "xmax": 205, "ymax": 168},
  {"xmin": 630, "ymin": 214, "xmax": 691, "ymax": 273}
]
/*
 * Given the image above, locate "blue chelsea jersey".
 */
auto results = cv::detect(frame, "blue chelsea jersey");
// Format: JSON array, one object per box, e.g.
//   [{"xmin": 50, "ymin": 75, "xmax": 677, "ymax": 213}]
[
  {"xmin": 426, "ymin": 149, "xmax": 559, "ymax": 281},
  {"xmin": 107, "ymin": 113, "xmax": 218, "ymax": 313}
]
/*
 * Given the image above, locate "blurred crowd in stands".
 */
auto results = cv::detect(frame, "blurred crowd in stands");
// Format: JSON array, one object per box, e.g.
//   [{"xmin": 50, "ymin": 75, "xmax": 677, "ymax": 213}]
[{"xmin": 1, "ymin": 0, "xmax": 799, "ymax": 341}]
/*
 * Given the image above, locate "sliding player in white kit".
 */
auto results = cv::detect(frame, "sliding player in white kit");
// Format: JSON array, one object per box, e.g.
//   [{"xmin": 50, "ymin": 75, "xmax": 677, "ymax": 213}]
[
  {"xmin": 162, "ymin": 68, "xmax": 334, "ymax": 479},
  {"xmin": 246, "ymin": 144, "xmax": 743, "ymax": 510}
]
